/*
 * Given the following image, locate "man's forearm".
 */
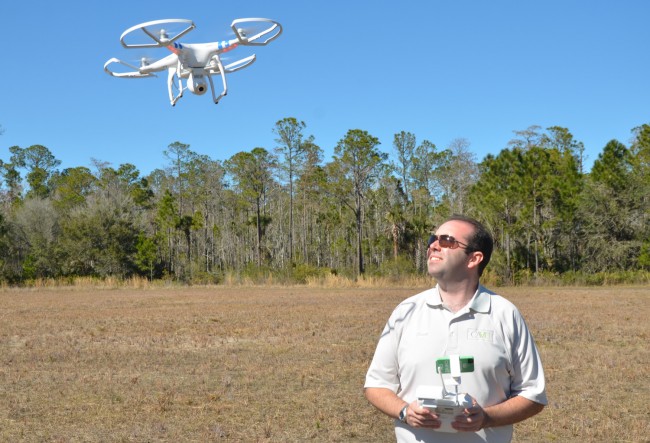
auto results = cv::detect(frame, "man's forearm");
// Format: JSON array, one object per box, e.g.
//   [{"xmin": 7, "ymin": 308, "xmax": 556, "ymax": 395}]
[
  {"xmin": 482, "ymin": 395, "xmax": 545, "ymax": 428},
  {"xmin": 364, "ymin": 387, "xmax": 406, "ymax": 419}
]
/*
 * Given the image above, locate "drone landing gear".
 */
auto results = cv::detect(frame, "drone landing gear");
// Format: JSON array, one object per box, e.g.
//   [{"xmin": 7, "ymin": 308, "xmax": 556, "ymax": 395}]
[
  {"xmin": 167, "ymin": 67, "xmax": 184, "ymax": 106},
  {"xmin": 208, "ymin": 57, "xmax": 228, "ymax": 105},
  {"xmin": 208, "ymin": 76, "xmax": 227, "ymax": 105}
]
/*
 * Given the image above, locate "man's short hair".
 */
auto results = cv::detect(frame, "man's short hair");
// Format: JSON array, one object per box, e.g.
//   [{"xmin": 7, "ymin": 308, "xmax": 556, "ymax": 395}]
[{"xmin": 447, "ymin": 215, "xmax": 493, "ymax": 276}]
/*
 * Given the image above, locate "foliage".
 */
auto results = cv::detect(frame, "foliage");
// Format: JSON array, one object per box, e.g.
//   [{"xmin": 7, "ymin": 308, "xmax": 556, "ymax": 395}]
[
  {"xmin": 0, "ymin": 122, "xmax": 648, "ymax": 285},
  {"xmin": 374, "ymin": 255, "xmax": 417, "ymax": 282},
  {"xmin": 134, "ymin": 234, "xmax": 158, "ymax": 279},
  {"xmin": 327, "ymin": 129, "xmax": 387, "ymax": 275}
]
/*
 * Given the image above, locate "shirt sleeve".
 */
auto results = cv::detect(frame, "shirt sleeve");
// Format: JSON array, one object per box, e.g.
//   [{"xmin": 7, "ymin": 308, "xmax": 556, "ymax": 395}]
[
  {"xmin": 508, "ymin": 309, "xmax": 548, "ymax": 405},
  {"xmin": 365, "ymin": 302, "xmax": 413, "ymax": 392}
]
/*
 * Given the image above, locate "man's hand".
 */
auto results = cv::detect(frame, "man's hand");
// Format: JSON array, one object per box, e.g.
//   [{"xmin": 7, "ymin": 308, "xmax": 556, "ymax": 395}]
[
  {"xmin": 401, "ymin": 401, "xmax": 442, "ymax": 429},
  {"xmin": 452, "ymin": 397, "xmax": 487, "ymax": 432}
]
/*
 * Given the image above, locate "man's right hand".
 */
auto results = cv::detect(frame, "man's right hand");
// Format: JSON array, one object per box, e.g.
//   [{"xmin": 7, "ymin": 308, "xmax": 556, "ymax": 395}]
[{"xmin": 402, "ymin": 401, "xmax": 442, "ymax": 429}]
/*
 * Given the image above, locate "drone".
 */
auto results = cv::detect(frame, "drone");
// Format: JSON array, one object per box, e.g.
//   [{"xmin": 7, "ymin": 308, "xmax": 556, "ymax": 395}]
[{"xmin": 104, "ymin": 18, "xmax": 282, "ymax": 106}]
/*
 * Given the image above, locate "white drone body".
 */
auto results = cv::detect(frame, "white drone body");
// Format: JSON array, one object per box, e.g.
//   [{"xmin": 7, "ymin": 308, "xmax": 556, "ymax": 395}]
[{"xmin": 104, "ymin": 18, "xmax": 282, "ymax": 106}]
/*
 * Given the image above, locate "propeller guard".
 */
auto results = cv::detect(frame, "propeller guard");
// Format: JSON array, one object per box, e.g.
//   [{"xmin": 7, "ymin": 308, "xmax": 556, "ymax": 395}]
[
  {"xmin": 206, "ymin": 55, "xmax": 256, "ymax": 75},
  {"xmin": 231, "ymin": 18, "xmax": 282, "ymax": 46},
  {"xmin": 120, "ymin": 19, "xmax": 195, "ymax": 49}
]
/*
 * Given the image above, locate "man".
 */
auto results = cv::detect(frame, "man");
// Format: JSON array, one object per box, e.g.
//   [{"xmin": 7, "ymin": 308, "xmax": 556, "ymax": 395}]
[{"xmin": 364, "ymin": 215, "xmax": 546, "ymax": 442}]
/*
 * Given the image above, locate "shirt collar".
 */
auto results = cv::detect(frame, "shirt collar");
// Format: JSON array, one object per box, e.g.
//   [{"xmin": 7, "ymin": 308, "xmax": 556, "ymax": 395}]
[
  {"xmin": 426, "ymin": 284, "xmax": 491, "ymax": 313},
  {"xmin": 469, "ymin": 285, "xmax": 491, "ymax": 313}
]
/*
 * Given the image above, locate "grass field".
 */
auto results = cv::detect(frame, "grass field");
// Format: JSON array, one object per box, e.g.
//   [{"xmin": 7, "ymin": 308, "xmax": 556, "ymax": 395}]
[{"xmin": 1, "ymin": 285, "xmax": 648, "ymax": 442}]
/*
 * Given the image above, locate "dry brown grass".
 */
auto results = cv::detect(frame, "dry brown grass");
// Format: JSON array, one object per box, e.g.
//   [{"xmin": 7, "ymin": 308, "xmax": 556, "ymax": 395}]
[{"xmin": 0, "ymin": 285, "xmax": 648, "ymax": 442}]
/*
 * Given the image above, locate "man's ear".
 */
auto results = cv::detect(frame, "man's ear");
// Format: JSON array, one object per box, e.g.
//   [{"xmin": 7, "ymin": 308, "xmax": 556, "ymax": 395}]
[{"xmin": 467, "ymin": 251, "xmax": 484, "ymax": 271}]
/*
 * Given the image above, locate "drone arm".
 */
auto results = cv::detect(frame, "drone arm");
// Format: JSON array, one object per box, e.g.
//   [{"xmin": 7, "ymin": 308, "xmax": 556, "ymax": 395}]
[{"xmin": 103, "ymin": 58, "xmax": 157, "ymax": 78}]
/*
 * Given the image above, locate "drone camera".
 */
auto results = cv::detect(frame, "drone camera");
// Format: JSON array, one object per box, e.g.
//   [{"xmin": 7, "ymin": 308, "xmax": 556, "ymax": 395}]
[{"xmin": 187, "ymin": 72, "xmax": 208, "ymax": 95}]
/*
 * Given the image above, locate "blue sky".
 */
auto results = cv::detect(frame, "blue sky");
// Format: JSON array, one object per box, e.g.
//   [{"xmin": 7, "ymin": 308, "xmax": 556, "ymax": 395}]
[{"xmin": 1, "ymin": 1, "xmax": 648, "ymax": 175}]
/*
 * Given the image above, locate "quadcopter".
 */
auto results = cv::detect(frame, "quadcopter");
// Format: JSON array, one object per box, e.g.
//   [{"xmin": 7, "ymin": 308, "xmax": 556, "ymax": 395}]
[{"xmin": 104, "ymin": 18, "xmax": 282, "ymax": 106}]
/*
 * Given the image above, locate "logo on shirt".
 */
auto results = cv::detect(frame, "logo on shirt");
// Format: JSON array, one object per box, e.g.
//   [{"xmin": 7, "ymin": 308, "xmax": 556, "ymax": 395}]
[{"xmin": 467, "ymin": 329, "xmax": 494, "ymax": 342}]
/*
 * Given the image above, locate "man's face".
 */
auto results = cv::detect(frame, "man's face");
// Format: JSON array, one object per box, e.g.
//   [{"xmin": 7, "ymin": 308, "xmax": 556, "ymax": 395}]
[{"xmin": 427, "ymin": 220, "xmax": 476, "ymax": 281}]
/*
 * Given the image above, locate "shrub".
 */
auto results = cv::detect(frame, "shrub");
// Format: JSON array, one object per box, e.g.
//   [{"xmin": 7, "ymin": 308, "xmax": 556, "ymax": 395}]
[{"xmin": 375, "ymin": 256, "xmax": 417, "ymax": 282}]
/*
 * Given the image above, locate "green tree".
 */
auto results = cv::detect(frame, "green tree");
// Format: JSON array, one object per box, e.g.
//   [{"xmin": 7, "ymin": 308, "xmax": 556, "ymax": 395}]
[
  {"xmin": 225, "ymin": 148, "xmax": 276, "ymax": 266},
  {"xmin": 163, "ymin": 141, "xmax": 195, "ymax": 216},
  {"xmin": 411, "ymin": 139, "xmax": 443, "ymax": 204},
  {"xmin": 507, "ymin": 125, "xmax": 543, "ymax": 150},
  {"xmin": 470, "ymin": 149, "xmax": 523, "ymax": 281},
  {"xmin": 383, "ymin": 176, "xmax": 408, "ymax": 260},
  {"xmin": 181, "ymin": 155, "xmax": 225, "ymax": 274},
  {"xmin": 409, "ymin": 139, "xmax": 444, "ymax": 271},
  {"xmin": 590, "ymin": 140, "xmax": 632, "ymax": 193},
  {"xmin": 159, "ymin": 143, "xmax": 211, "ymax": 279},
  {"xmin": 100, "ymin": 163, "xmax": 154, "ymax": 209},
  {"xmin": 0, "ymin": 158, "xmax": 22, "ymax": 207},
  {"xmin": 155, "ymin": 189, "xmax": 178, "ymax": 275},
  {"xmin": 326, "ymin": 129, "xmax": 387, "ymax": 275},
  {"xmin": 176, "ymin": 213, "xmax": 203, "ymax": 269},
  {"xmin": 9, "ymin": 145, "xmax": 61, "ymax": 199},
  {"xmin": 0, "ymin": 211, "xmax": 14, "ymax": 282},
  {"xmin": 59, "ymin": 193, "xmax": 140, "ymax": 278},
  {"xmin": 580, "ymin": 127, "xmax": 650, "ymax": 272},
  {"xmin": 545, "ymin": 146, "xmax": 583, "ymax": 272},
  {"xmin": 273, "ymin": 117, "xmax": 313, "ymax": 263},
  {"xmin": 12, "ymin": 198, "xmax": 61, "ymax": 279},
  {"xmin": 50, "ymin": 166, "xmax": 97, "ymax": 211},
  {"xmin": 292, "ymin": 139, "xmax": 325, "ymax": 265},
  {"xmin": 135, "ymin": 234, "xmax": 157, "ymax": 279},
  {"xmin": 392, "ymin": 131, "xmax": 416, "ymax": 199},
  {"xmin": 542, "ymin": 126, "xmax": 586, "ymax": 173},
  {"xmin": 630, "ymin": 124, "xmax": 650, "ymax": 268},
  {"xmin": 436, "ymin": 138, "xmax": 478, "ymax": 215},
  {"xmin": 471, "ymin": 132, "xmax": 582, "ymax": 278}
]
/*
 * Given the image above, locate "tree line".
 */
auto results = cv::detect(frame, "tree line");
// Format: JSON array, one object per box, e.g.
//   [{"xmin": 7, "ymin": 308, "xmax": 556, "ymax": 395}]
[{"xmin": 0, "ymin": 119, "xmax": 648, "ymax": 285}]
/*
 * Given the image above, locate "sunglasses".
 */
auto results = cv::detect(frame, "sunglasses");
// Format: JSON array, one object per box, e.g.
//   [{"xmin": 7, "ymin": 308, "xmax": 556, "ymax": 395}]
[{"xmin": 427, "ymin": 234, "xmax": 472, "ymax": 250}]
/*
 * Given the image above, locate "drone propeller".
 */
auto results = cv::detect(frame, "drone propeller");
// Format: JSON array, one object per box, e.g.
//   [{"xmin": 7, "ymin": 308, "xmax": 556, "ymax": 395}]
[
  {"xmin": 123, "ymin": 55, "xmax": 156, "ymax": 68},
  {"xmin": 140, "ymin": 56, "xmax": 153, "ymax": 68},
  {"xmin": 157, "ymin": 28, "xmax": 170, "ymax": 41},
  {"xmin": 228, "ymin": 25, "xmax": 255, "ymax": 38}
]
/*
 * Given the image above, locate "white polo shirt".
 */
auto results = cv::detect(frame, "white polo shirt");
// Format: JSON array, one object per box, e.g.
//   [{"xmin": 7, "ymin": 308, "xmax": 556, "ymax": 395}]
[{"xmin": 365, "ymin": 285, "xmax": 547, "ymax": 443}]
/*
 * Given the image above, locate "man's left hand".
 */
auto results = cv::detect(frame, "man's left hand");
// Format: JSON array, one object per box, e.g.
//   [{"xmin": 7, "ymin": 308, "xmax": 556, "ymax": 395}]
[{"xmin": 452, "ymin": 398, "xmax": 487, "ymax": 432}]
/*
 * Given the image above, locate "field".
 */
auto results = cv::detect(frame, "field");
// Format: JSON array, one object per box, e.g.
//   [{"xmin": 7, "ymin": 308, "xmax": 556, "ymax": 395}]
[{"xmin": 1, "ymin": 285, "xmax": 648, "ymax": 442}]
